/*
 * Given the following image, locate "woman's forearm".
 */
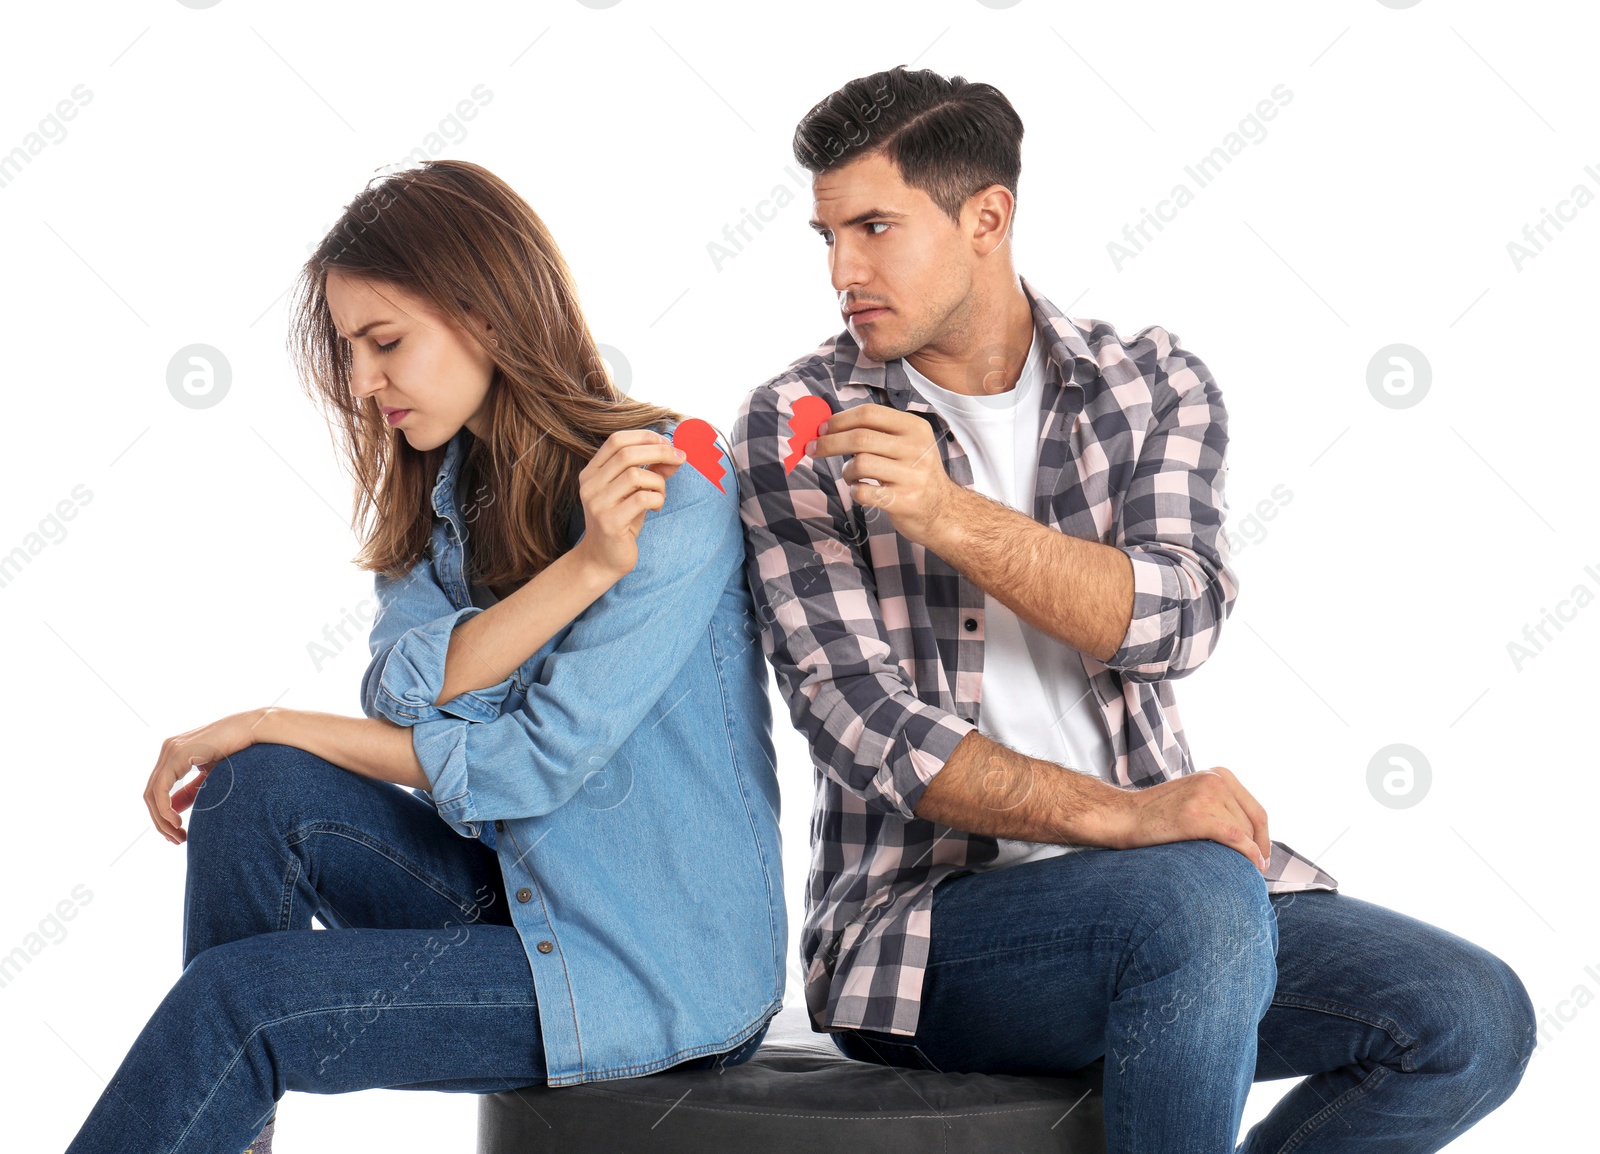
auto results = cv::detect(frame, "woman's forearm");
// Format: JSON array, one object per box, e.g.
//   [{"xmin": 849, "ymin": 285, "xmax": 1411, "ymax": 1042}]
[
  {"xmin": 253, "ymin": 706, "xmax": 431, "ymax": 791},
  {"xmin": 437, "ymin": 545, "xmax": 618, "ymax": 706}
]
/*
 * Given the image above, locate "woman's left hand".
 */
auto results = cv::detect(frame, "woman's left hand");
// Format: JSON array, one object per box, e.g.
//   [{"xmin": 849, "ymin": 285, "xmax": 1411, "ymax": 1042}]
[
  {"xmin": 572, "ymin": 429, "xmax": 686, "ymax": 580},
  {"xmin": 143, "ymin": 708, "xmax": 268, "ymax": 845}
]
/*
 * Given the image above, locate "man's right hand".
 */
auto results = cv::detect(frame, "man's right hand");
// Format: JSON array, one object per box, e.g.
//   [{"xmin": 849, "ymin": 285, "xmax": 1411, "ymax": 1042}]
[{"xmin": 1098, "ymin": 766, "xmax": 1272, "ymax": 874}]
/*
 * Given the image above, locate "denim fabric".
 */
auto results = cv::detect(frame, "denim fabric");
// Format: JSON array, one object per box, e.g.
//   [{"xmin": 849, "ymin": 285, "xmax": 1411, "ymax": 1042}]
[
  {"xmin": 354, "ymin": 420, "xmax": 786, "ymax": 1085},
  {"xmin": 830, "ymin": 840, "xmax": 1536, "ymax": 1154},
  {"xmin": 65, "ymin": 745, "xmax": 770, "ymax": 1153}
]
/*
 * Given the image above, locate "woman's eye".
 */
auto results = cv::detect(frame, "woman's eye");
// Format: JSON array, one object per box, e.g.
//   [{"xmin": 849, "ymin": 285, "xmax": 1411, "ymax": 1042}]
[{"xmin": 376, "ymin": 339, "xmax": 400, "ymax": 354}]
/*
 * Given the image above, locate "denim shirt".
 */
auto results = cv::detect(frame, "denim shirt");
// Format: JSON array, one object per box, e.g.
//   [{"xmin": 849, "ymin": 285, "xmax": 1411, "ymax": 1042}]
[{"xmin": 359, "ymin": 421, "xmax": 786, "ymax": 1086}]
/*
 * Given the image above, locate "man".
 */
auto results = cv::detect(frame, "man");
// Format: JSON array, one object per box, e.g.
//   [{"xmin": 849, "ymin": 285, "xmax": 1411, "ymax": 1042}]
[{"xmin": 730, "ymin": 65, "xmax": 1535, "ymax": 1152}]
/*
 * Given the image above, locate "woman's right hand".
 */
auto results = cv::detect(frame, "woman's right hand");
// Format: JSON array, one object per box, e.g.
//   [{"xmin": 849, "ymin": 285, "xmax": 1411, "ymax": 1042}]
[{"xmin": 572, "ymin": 428, "xmax": 687, "ymax": 580}]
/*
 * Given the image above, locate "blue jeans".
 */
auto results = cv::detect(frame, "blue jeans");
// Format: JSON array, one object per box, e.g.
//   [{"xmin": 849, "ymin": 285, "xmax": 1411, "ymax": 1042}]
[
  {"xmin": 830, "ymin": 840, "xmax": 1536, "ymax": 1154},
  {"xmin": 66, "ymin": 744, "xmax": 767, "ymax": 1154}
]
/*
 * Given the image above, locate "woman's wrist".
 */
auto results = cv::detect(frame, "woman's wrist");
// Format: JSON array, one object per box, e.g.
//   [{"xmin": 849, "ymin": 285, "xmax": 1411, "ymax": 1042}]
[
  {"xmin": 562, "ymin": 540, "xmax": 626, "ymax": 596},
  {"xmin": 251, "ymin": 705, "xmax": 288, "ymax": 746}
]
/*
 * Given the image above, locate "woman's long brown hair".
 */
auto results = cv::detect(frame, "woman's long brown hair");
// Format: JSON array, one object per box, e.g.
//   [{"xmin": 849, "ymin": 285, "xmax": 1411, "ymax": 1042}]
[{"xmin": 286, "ymin": 159, "xmax": 684, "ymax": 584}]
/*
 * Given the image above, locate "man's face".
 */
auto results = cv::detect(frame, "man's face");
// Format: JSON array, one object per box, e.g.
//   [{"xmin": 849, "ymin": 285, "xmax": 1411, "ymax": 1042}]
[{"xmin": 808, "ymin": 151, "xmax": 976, "ymax": 363}]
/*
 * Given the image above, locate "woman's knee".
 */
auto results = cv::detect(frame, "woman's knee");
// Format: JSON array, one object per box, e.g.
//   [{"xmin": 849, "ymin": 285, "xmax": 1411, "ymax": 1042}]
[
  {"xmin": 186, "ymin": 742, "xmax": 338, "ymax": 836},
  {"xmin": 174, "ymin": 933, "xmax": 313, "ymax": 1044},
  {"xmin": 174, "ymin": 933, "xmax": 383, "ymax": 1089}
]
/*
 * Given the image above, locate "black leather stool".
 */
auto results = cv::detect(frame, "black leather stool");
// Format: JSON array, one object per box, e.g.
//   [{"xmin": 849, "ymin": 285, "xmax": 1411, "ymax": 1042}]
[{"xmin": 477, "ymin": 1004, "xmax": 1106, "ymax": 1152}]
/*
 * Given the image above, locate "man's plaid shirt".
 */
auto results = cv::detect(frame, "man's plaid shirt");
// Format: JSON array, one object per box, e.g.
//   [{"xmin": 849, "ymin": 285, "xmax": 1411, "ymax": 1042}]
[{"xmin": 729, "ymin": 275, "xmax": 1338, "ymax": 1037}]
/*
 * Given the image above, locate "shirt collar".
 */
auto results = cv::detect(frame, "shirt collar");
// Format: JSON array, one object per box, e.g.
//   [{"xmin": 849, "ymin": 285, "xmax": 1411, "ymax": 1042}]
[
  {"xmin": 430, "ymin": 426, "xmax": 469, "ymax": 518},
  {"xmin": 843, "ymin": 275, "xmax": 1100, "ymax": 413}
]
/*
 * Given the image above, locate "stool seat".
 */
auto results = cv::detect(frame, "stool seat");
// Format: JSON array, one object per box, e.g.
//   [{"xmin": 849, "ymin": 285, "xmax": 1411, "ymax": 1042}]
[{"xmin": 476, "ymin": 1003, "xmax": 1106, "ymax": 1152}]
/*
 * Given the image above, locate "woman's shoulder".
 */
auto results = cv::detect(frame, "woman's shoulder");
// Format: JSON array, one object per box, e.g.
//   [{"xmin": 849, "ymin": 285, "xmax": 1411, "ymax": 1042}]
[
  {"xmin": 657, "ymin": 418, "xmax": 736, "ymax": 512},
  {"xmin": 634, "ymin": 424, "xmax": 740, "ymax": 574}
]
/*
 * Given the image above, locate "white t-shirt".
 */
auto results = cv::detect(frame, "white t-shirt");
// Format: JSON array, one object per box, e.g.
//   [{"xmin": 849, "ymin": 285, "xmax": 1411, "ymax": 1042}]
[{"xmin": 901, "ymin": 328, "xmax": 1114, "ymax": 872}]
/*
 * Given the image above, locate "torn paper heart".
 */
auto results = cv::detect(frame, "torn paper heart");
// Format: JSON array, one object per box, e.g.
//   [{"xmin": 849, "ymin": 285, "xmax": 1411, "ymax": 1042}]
[
  {"xmin": 671, "ymin": 418, "xmax": 726, "ymax": 492},
  {"xmin": 783, "ymin": 394, "xmax": 833, "ymax": 474}
]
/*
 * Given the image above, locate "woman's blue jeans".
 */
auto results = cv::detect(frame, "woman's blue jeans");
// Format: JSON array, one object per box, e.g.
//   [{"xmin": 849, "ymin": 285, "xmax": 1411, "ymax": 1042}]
[
  {"xmin": 831, "ymin": 840, "xmax": 1537, "ymax": 1154},
  {"xmin": 65, "ymin": 743, "xmax": 767, "ymax": 1154}
]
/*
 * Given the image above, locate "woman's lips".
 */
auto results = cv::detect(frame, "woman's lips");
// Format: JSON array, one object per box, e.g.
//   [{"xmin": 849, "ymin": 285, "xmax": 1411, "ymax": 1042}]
[{"xmin": 384, "ymin": 408, "xmax": 411, "ymax": 427}]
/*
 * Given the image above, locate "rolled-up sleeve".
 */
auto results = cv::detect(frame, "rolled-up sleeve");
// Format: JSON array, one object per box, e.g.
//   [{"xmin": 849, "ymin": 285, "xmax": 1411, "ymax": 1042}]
[
  {"xmin": 1104, "ymin": 332, "xmax": 1240, "ymax": 681},
  {"xmin": 731, "ymin": 383, "xmax": 976, "ymax": 822},
  {"xmin": 360, "ymin": 556, "xmax": 517, "ymax": 728},
  {"xmin": 407, "ymin": 432, "xmax": 744, "ymax": 835}
]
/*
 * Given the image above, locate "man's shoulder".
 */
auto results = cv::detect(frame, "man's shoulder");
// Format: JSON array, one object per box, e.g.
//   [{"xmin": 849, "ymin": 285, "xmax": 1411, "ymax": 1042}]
[
  {"xmin": 1065, "ymin": 313, "xmax": 1190, "ymax": 370},
  {"xmin": 731, "ymin": 329, "xmax": 864, "ymax": 452},
  {"xmin": 1021, "ymin": 275, "xmax": 1197, "ymax": 387},
  {"xmin": 1081, "ymin": 317, "xmax": 1179, "ymax": 354},
  {"xmin": 1065, "ymin": 314, "xmax": 1219, "ymax": 416}
]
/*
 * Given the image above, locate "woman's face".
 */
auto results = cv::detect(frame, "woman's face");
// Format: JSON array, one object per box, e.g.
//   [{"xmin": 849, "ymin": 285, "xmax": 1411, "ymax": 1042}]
[{"xmin": 324, "ymin": 269, "xmax": 497, "ymax": 451}]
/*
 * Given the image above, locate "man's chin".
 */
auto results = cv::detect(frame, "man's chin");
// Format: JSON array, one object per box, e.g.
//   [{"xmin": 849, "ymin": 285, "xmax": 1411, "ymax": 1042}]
[{"xmin": 854, "ymin": 329, "xmax": 911, "ymax": 365}]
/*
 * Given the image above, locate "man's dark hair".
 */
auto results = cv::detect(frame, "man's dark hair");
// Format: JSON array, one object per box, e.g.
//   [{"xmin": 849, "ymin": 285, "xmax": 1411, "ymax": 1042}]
[{"xmin": 791, "ymin": 65, "xmax": 1024, "ymax": 226}]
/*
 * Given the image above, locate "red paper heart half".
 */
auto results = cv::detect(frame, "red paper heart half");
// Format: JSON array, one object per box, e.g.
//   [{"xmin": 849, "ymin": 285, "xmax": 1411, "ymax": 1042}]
[
  {"xmin": 783, "ymin": 394, "xmax": 833, "ymax": 474},
  {"xmin": 671, "ymin": 418, "xmax": 726, "ymax": 492}
]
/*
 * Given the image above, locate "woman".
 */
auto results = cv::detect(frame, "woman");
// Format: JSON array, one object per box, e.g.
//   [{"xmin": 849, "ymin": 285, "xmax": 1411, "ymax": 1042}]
[{"xmin": 66, "ymin": 160, "xmax": 786, "ymax": 1153}]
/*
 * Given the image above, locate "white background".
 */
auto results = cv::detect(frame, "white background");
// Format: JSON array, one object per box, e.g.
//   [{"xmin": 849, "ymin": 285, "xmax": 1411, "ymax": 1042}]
[{"xmin": 2, "ymin": 1, "xmax": 1593, "ymax": 1149}]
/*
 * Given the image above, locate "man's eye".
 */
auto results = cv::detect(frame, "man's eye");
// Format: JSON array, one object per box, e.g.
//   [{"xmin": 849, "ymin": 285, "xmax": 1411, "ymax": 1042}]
[{"xmin": 820, "ymin": 224, "xmax": 889, "ymax": 245}]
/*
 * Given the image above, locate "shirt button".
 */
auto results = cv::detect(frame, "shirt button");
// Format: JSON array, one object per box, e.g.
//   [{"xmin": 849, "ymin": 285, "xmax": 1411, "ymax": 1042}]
[
  {"xmin": 515, "ymin": 887, "xmax": 532, "ymax": 902},
  {"xmin": 537, "ymin": 940, "xmax": 554, "ymax": 954},
  {"xmin": 963, "ymin": 617, "xmax": 978, "ymax": 632},
  {"xmin": 494, "ymin": 820, "xmax": 505, "ymax": 832}
]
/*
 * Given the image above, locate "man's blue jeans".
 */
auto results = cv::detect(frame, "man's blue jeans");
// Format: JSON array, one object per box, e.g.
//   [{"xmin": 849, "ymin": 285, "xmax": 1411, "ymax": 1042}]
[
  {"xmin": 66, "ymin": 744, "xmax": 767, "ymax": 1154},
  {"xmin": 830, "ymin": 840, "xmax": 1536, "ymax": 1154}
]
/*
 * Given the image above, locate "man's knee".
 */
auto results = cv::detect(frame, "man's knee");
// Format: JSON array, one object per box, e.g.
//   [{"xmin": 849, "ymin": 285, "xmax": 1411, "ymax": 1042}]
[
  {"xmin": 1130, "ymin": 841, "xmax": 1278, "ymax": 994},
  {"xmin": 1438, "ymin": 942, "xmax": 1538, "ymax": 1088}
]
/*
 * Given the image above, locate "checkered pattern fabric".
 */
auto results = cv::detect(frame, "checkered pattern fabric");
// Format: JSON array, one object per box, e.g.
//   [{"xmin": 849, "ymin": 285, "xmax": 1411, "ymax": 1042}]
[{"xmin": 729, "ymin": 276, "xmax": 1338, "ymax": 1037}]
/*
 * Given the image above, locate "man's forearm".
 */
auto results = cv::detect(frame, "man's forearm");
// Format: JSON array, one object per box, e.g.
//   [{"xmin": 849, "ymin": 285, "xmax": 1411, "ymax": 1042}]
[
  {"xmin": 912, "ymin": 726, "xmax": 1126, "ymax": 844},
  {"xmin": 923, "ymin": 487, "xmax": 1133, "ymax": 662},
  {"xmin": 437, "ymin": 547, "xmax": 617, "ymax": 706},
  {"xmin": 252, "ymin": 706, "xmax": 430, "ymax": 791}
]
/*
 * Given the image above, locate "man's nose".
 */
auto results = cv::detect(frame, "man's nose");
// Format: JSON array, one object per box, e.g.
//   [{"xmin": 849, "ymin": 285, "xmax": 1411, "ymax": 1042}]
[{"xmin": 829, "ymin": 241, "xmax": 869, "ymax": 297}]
